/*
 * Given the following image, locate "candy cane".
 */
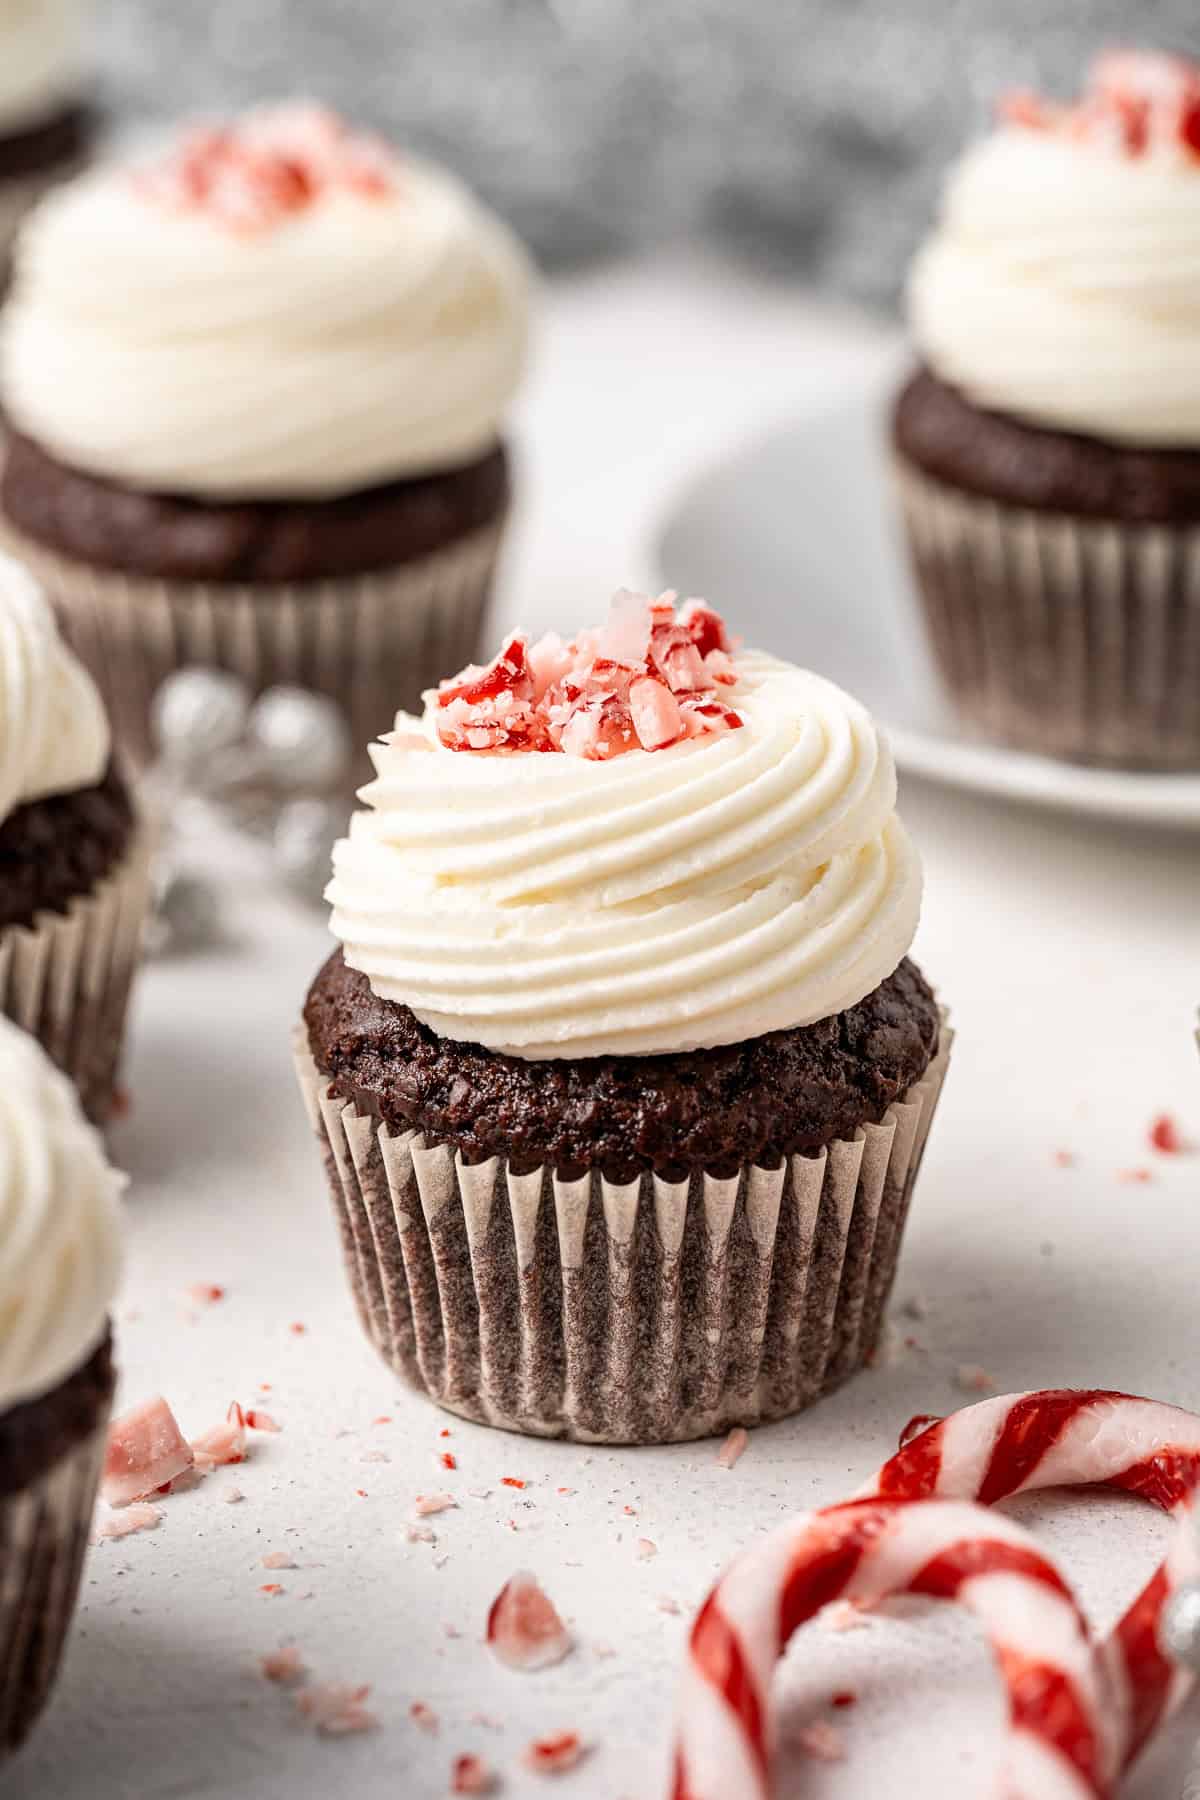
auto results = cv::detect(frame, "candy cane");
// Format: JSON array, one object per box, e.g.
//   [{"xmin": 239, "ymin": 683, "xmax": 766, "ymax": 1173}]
[
  {"xmin": 867, "ymin": 1390, "xmax": 1200, "ymax": 1761},
  {"xmin": 672, "ymin": 1388, "xmax": 1200, "ymax": 1800},
  {"xmin": 672, "ymin": 1495, "xmax": 1117, "ymax": 1800}
]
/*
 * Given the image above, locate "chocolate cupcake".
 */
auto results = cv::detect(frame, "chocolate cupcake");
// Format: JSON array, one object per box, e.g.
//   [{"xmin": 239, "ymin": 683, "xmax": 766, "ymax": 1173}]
[
  {"xmin": 0, "ymin": 550, "xmax": 149, "ymax": 1122},
  {"xmin": 0, "ymin": 103, "xmax": 532, "ymax": 770},
  {"xmin": 0, "ymin": 1013, "xmax": 124, "ymax": 1752},
  {"xmin": 893, "ymin": 50, "xmax": 1200, "ymax": 770},
  {"xmin": 0, "ymin": 1, "xmax": 93, "ymax": 281},
  {"xmin": 295, "ymin": 591, "xmax": 951, "ymax": 1443}
]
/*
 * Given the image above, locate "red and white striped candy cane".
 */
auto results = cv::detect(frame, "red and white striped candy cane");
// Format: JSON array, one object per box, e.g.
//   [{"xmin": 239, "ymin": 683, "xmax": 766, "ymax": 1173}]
[
  {"xmin": 672, "ymin": 1389, "xmax": 1200, "ymax": 1800},
  {"xmin": 867, "ymin": 1389, "xmax": 1200, "ymax": 1763},
  {"xmin": 672, "ymin": 1495, "xmax": 1118, "ymax": 1800}
]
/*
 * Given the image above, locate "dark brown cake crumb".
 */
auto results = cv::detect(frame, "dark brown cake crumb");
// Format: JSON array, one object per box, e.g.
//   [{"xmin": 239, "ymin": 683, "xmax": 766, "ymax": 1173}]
[
  {"xmin": 304, "ymin": 949, "xmax": 940, "ymax": 1184},
  {"xmin": 1, "ymin": 430, "xmax": 510, "ymax": 583},
  {"xmin": 0, "ymin": 761, "xmax": 133, "ymax": 930},
  {"xmin": 0, "ymin": 1329, "xmax": 114, "ymax": 1499},
  {"xmin": 893, "ymin": 366, "xmax": 1200, "ymax": 525}
]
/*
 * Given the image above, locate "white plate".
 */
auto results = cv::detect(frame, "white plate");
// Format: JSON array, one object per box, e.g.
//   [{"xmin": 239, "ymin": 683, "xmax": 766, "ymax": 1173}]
[{"xmin": 655, "ymin": 383, "xmax": 1200, "ymax": 830}]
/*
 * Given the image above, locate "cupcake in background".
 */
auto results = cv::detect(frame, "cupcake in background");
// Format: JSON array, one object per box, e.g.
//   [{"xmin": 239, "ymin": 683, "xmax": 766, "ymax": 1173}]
[
  {"xmin": 893, "ymin": 49, "xmax": 1200, "ymax": 770},
  {"xmin": 296, "ymin": 589, "xmax": 950, "ymax": 1444},
  {"xmin": 0, "ymin": 0, "xmax": 93, "ymax": 280},
  {"xmin": 0, "ymin": 102, "xmax": 532, "ymax": 769},
  {"xmin": 0, "ymin": 549, "xmax": 149, "ymax": 1122},
  {"xmin": 0, "ymin": 1012, "xmax": 123, "ymax": 1752}
]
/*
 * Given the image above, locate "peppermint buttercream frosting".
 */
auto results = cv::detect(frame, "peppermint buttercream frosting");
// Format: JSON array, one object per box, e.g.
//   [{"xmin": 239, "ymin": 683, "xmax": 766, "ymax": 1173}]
[
  {"xmin": 0, "ymin": 1014, "xmax": 123, "ymax": 1412},
  {"xmin": 910, "ymin": 51, "xmax": 1200, "ymax": 446},
  {"xmin": 0, "ymin": 0, "xmax": 88, "ymax": 137},
  {"xmin": 1, "ymin": 103, "xmax": 532, "ymax": 498},
  {"xmin": 0, "ymin": 548, "xmax": 109, "ymax": 819},
  {"xmin": 327, "ymin": 593, "xmax": 922, "ymax": 1060}
]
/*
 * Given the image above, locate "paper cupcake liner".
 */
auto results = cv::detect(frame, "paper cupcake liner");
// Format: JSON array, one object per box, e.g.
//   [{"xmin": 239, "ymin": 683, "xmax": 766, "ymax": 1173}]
[
  {"xmin": 0, "ymin": 1403, "xmax": 109, "ymax": 1753},
  {"xmin": 0, "ymin": 824, "xmax": 152, "ymax": 1125},
  {"xmin": 0, "ymin": 517, "xmax": 507, "ymax": 773},
  {"xmin": 294, "ymin": 1018, "xmax": 952, "ymax": 1445},
  {"xmin": 893, "ymin": 456, "xmax": 1200, "ymax": 770}
]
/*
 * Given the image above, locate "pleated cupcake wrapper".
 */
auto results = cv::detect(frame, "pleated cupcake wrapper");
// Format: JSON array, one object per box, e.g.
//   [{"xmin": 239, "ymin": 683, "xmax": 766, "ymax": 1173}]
[
  {"xmin": 0, "ymin": 516, "xmax": 507, "ymax": 773},
  {"xmin": 0, "ymin": 823, "xmax": 152, "ymax": 1125},
  {"xmin": 0, "ymin": 1407, "xmax": 109, "ymax": 1753},
  {"xmin": 294, "ymin": 1019, "xmax": 952, "ymax": 1445},
  {"xmin": 893, "ymin": 456, "xmax": 1200, "ymax": 770}
]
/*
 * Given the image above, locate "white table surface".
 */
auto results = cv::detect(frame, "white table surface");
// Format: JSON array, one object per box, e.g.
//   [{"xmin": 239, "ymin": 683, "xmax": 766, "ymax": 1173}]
[{"xmin": 15, "ymin": 254, "xmax": 1200, "ymax": 1800}]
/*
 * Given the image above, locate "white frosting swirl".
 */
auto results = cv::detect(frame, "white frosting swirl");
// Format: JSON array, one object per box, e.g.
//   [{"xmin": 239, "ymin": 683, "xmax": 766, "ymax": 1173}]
[
  {"xmin": 328, "ymin": 651, "xmax": 923, "ymax": 1059},
  {"xmin": 1, "ymin": 141, "xmax": 532, "ymax": 498},
  {"xmin": 0, "ymin": 1015, "xmax": 123, "ymax": 1412},
  {"xmin": 909, "ymin": 127, "xmax": 1200, "ymax": 444},
  {"xmin": 0, "ymin": 0, "xmax": 88, "ymax": 137},
  {"xmin": 0, "ymin": 549, "xmax": 108, "ymax": 819}
]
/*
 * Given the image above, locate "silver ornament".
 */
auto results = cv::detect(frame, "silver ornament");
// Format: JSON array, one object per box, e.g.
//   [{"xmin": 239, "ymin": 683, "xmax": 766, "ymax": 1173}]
[
  {"xmin": 1161, "ymin": 1579, "xmax": 1200, "ymax": 1670},
  {"xmin": 246, "ymin": 686, "xmax": 352, "ymax": 792},
  {"xmin": 152, "ymin": 668, "xmax": 251, "ymax": 769},
  {"xmin": 145, "ymin": 868, "xmax": 224, "ymax": 956},
  {"xmin": 272, "ymin": 797, "xmax": 339, "ymax": 904}
]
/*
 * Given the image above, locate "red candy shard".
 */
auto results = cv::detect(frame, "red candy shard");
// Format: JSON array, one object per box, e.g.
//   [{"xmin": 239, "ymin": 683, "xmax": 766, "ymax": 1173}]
[
  {"xmin": 523, "ymin": 1730, "xmax": 584, "ymax": 1774},
  {"xmin": 244, "ymin": 1408, "xmax": 281, "ymax": 1433},
  {"xmin": 102, "ymin": 1396, "xmax": 195, "ymax": 1507},
  {"xmin": 409, "ymin": 1700, "xmax": 439, "ymax": 1733},
  {"xmin": 260, "ymin": 1645, "xmax": 306, "ymax": 1685},
  {"xmin": 93, "ymin": 1501, "xmax": 162, "ymax": 1541},
  {"xmin": 414, "ymin": 1492, "xmax": 457, "ymax": 1517},
  {"xmin": 430, "ymin": 591, "xmax": 743, "ymax": 758},
  {"xmin": 486, "ymin": 1571, "xmax": 573, "ymax": 1671},
  {"xmin": 296, "ymin": 1682, "xmax": 378, "ymax": 1736},
  {"xmin": 191, "ymin": 1413, "xmax": 247, "ymax": 1471},
  {"xmin": 185, "ymin": 1282, "xmax": 225, "ymax": 1306},
  {"xmin": 451, "ymin": 1753, "xmax": 496, "ymax": 1794},
  {"xmin": 717, "ymin": 1427, "xmax": 749, "ymax": 1470},
  {"xmin": 1149, "ymin": 1114, "xmax": 1182, "ymax": 1154},
  {"xmin": 999, "ymin": 47, "xmax": 1200, "ymax": 159},
  {"xmin": 133, "ymin": 104, "xmax": 399, "ymax": 233}
]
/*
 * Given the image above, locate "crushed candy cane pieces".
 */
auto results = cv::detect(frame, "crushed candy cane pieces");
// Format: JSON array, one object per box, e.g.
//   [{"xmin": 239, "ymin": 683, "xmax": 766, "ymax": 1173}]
[
  {"xmin": 102, "ymin": 1396, "xmax": 194, "ymax": 1506},
  {"xmin": 410, "ymin": 1701, "xmax": 439, "ymax": 1733},
  {"xmin": 191, "ymin": 1411, "xmax": 246, "ymax": 1471},
  {"xmin": 93, "ymin": 1501, "xmax": 162, "ymax": 1541},
  {"xmin": 133, "ymin": 104, "xmax": 399, "ymax": 235},
  {"xmin": 451, "ymin": 1753, "xmax": 496, "ymax": 1794},
  {"xmin": 185, "ymin": 1282, "xmax": 225, "ymax": 1305},
  {"xmin": 260, "ymin": 1645, "xmax": 306, "ymax": 1685},
  {"xmin": 523, "ymin": 1731, "xmax": 585, "ymax": 1775},
  {"xmin": 999, "ymin": 49, "xmax": 1200, "ymax": 159},
  {"xmin": 487, "ymin": 1571, "xmax": 573, "ymax": 1671},
  {"xmin": 296, "ymin": 1682, "xmax": 378, "ymax": 1736},
  {"xmin": 415, "ymin": 1493, "xmax": 457, "ymax": 1517},
  {"xmin": 431, "ymin": 591, "xmax": 743, "ymax": 759},
  {"xmin": 261, "ymin": 1551, "xmax": 294, "ymax": 1570},
  {"xmin": 635, "ymin": 1538, "xmax": 657, "ymax": 1561},
  {"xmin": 1150, "ymin": 1113, "xmax": 1183, "ymax": 1154},
  {"xmin": 716, "ymin": 1427, "xmax": 748, "ymax": 1470},
  {"xmin": 244, "ymin": 1408, "xmax": 281, "ymax": 1433},
  {"xmin": 955, "ymin": 1364, "xmax": 995, "ymax": 1395}
]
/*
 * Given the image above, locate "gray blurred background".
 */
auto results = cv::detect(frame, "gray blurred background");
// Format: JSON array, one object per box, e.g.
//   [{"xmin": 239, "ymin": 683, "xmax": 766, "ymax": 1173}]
[{"xmin": 97, "ymin": 1, "xmax": 1199, "ymax": 307}]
